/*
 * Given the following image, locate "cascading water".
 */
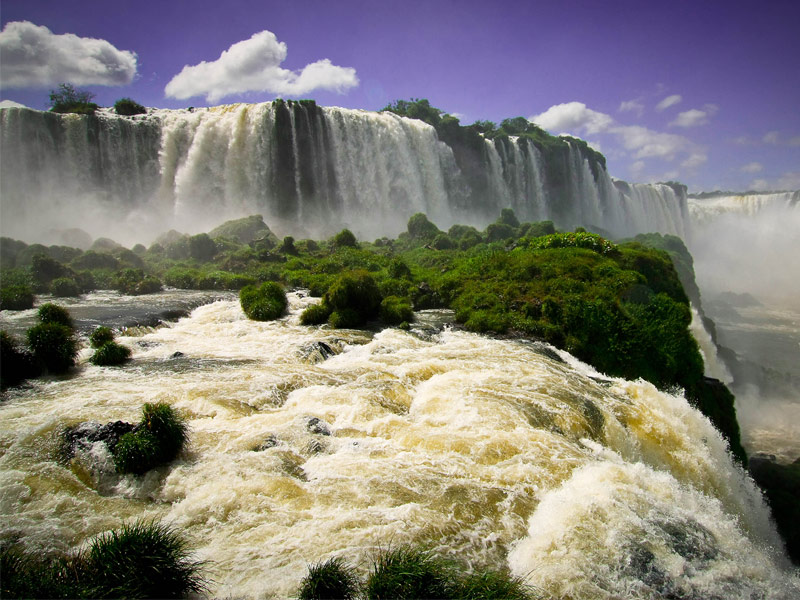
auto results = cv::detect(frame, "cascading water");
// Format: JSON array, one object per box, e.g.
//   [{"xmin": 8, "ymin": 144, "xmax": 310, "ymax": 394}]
[
  {"xmin": 0, "ymin": 294, "xmax": 796, "ymax": 598},
  {"xmin": 0, "ymin": 103, "xmax": 690, "ymax": 245}
]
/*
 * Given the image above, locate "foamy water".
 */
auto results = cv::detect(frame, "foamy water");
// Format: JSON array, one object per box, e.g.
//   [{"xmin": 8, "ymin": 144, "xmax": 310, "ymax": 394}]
[{"xmin": 1, "ymin": 294, "xmax": 797, "ymax": 598}]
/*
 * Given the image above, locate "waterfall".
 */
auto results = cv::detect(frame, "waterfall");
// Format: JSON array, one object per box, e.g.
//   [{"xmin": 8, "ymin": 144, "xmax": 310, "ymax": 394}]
[{"xmin": 1, "ymin": 103, "xmax": 693, "ymax": 245}]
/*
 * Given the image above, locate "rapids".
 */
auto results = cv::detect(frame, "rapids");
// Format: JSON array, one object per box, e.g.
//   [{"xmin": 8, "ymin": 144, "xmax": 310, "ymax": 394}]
[{"xmin": 1, "ymin": 293, "xmax": 797, "ymax": 598}]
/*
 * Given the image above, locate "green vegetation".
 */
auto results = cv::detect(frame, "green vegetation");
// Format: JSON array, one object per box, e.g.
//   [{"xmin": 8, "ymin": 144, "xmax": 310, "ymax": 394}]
[
  {"xmin": 48, "ymin": 83, "xmax": 98, "ymax": 115},
  {"xmin": 90, "ymin": 341, "xmax": 131, "ymax": 366},
  {"xmin": 89, "ymin": 326, "xmax": 114, "ymax": 348},
  {"xmin": 113, "ymin": 403, "xmax": 188, "ymax": 475},
  {"xmin": 240, "ymin": 282, "xmax": 288, "ymax": 321},
  {"xmin": 0, "ymin": 282, "xmax": 34, "ymax": 310},
  {"xmin": 113, "ymin": 97, "xmax": 146, "ymax": 116},
  {"xmin": 0, "ymin": 331, "xmax": 39, "ymax": 389},
  {"xmin": 26, "ymin": 304, "xmax": 78, "ymax": 374},
  {"xmin": 298, "ymin": 557, "xmax": 361, "ymax": 600},
  {"xmin": 0, "ymin": 520, "xmax": 206, "ymax": 598}
]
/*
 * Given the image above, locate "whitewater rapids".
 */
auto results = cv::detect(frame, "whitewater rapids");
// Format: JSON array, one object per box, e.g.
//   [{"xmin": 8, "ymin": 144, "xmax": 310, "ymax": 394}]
[{"xmin": 0, "ymin": 293, "xmax": 797, "ymax": 598}]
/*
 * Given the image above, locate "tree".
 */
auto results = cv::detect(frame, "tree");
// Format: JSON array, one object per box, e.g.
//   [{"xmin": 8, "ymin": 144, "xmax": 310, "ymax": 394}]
[
  {"xmin": 114, "ymin": 97, "xmax": 146, "ymax": 116},
  {"xmin": 48, "ymin": 83, "xmax": 97, "ymax": 114}
]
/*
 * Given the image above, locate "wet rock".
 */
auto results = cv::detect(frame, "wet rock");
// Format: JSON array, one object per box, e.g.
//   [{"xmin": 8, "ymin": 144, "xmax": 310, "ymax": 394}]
[
  {"xmin": 306, "ymin": 416, "xmax": 331, "ymax": 436},
  {"xmin": 62, "ymin": 420, "xmax": 136, "ymax": 458},
  {"xmin": 299, "ymin": 341, "xmax": 337, "ymax": 364},
  {"xmin": 171, "ymin": 351, "xmax": 185, "ymax": 358},
  {"xmin": 253, "ymin": 435, "xmax": 278, "ymax": 451}
]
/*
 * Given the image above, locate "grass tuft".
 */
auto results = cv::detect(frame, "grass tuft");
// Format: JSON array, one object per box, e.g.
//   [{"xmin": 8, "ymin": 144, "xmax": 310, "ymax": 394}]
[{"xmin": 298, "ymin": 557, "xmax": 361, "ymax": 600}]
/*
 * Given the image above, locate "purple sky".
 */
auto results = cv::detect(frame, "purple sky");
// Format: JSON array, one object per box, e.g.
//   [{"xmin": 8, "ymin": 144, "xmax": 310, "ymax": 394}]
[{"xmin": 1, "ymin": 0, "xmax": 798, "ymax": 192}]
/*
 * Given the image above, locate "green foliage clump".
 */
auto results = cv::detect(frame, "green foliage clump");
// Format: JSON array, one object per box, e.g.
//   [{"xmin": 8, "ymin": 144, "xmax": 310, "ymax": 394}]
[
  {"xmin": 298, "ymin": 557, "xmax": 361, "ymax": 600},
  {"xmin": 380, "ymin": 296, "xmax": 414, "ymax": 325},
  {"xmin": 27, "ymin": 322, "xmax": 78, "ymax": 374},
  {"xmin": 407, "ymin": 213, "xmax": 441, "ymax": 240},
  {"xmin": 240, "ymin": 282, "xmax": 287, "ymax": 321},
  {"xmin": 37, "ymin": 302, "xmax": 74, "ymax": 328},
  {"xmin": 522, "ymin": 231, "xmax": 618, "ymax": 255},
  {"xmin": 0, "ymin": 283, "xmax": 34, "ymax": 310},
  {"xmin": 0, "ymin": 520, "xmax": 206, "ymax": 599},
  {"xmin": 113, "ymin": 403, "xmax": 188, "ymax": 475},
  {"xmin": 50, "ymin": 277, "xmax": 81, "ymax": 297},
  {"xmin": 332, "ymin": 228, "xmax": 358, "ymax": 249},
  {"xmin": 300, "ymin": 302, "xmax": 332, "ymax": 326},
  {"xmin": 48, "ymin": 83, "xmax": 98, "ymax": 114},
  {"xmin": 1, "ymin": 330, "xmax": 39, "ymax": 388},
  {"xmin": 90, "ymin": 326, "xmax": 115, "ymax": 348},
  {"xmin": 324, "ymin": 270, "xmax": 381, "ymax": 326},
  {"xmin": 113, "ymin": 97, "xmax": 146, "ymax": 116},
  {"xmin": 112, "ymin": 269, "xmax": 163, "ymax": 295},
  {"xmin": 365, "ymin": 547, "xmax": 455, "ymax": 600},
  {"xmin": 90, "ymin": 341, "xmax": 131, "ymax": 366},
  {"xmin": 188, "ymin": 233, "xmax": 217, "ymax": 261}
]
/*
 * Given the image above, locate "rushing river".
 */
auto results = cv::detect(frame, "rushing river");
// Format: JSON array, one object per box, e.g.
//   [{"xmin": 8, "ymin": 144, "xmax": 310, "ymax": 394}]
[{"xmin": 1, "ymin": 292, "xmax": 797, "ymax": 599}]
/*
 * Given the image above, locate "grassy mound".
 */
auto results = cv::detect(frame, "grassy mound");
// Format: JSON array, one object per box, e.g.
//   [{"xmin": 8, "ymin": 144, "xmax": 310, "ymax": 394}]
[
  {"xmin": 113, "ymin": 403, "xmax": 188, "ymax": 475},
  {"xmin": 240, "ymin": 282, "xmax": 288, "ymax": 321}
]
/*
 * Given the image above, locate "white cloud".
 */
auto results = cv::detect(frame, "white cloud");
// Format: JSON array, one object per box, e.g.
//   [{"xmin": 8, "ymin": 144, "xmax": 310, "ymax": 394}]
[
  {"xmin": 0, "ymin": 21, "xmax": 136, "ymax": 88},
  {"xmin": 789, "ymin": 136, "xmax": 800, "ymax": 147},
  {"xmin": 670, "ymin": 104, "xmax": 718, "ymax": 128},
  {"xmin": 531, "ymin": 102, "xmax": 613, "ymax": 136},
  {"xmin": 530, "ymin": 101, "xmax": 707, "ymax": 178},
  {"xmin": 165, "ymin": 30, "xmax": 358, "ymax": 103},
  {"xmin": 655, "ymin": 94, "xmax": 682, "ymax": 111},
  {"xmin": 740, "ymin": 162, "xmax": 763, "ymax": 173},
  {"xmin": 762, "ymin": 130, "xmax": 780, "ymax": 144},
  {"xmin": 618, "ymin": 99, "xmax": 644, "ymax": 117}
]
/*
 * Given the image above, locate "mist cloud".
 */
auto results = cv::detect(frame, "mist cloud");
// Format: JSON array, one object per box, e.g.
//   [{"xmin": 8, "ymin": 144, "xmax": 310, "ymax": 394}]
[
  {"xmin": 164, "ymin": 30, "xmax": 358, "ymax": 103},
  {"xmin": 0, "ymin": 21, "xmax": 137, "ymax": 88}
]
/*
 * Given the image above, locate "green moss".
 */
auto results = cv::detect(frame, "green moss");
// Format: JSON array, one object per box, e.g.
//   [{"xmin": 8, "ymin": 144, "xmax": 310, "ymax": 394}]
[
  {"xmin": 240, "ymin": 282, "xmax": 287, "ymax": 321},
  {"xmin": 113, "ymin": 403, "xmax": 188, "ymax": 474},
  {"xmin": 90, "ymin": 342, "xmax": 131, "ymax": 366},
  {"xmin": 89, "ymin": 326, "xmax": 115, "ymax": 348}
]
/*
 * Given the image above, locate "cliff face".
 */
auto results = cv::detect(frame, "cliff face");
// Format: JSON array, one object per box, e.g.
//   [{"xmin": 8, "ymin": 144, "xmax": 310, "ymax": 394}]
[{"xmin": 0, "ymin": 101, "xmax": 691, "ymax": 243}]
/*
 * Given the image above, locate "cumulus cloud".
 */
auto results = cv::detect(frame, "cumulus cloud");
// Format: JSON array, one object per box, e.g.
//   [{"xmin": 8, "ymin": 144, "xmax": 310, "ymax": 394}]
[
  {"xmin": 531, "ymin": 102, "xmax": 614, "ymax": 136},
  {"xmin": 740, "ymin": 162, "xmax": 763, "ymax": 173},
  {"xmin": 165, "ymin": 30, "xmax": 358, "ymax": 103},
  {"xmin": 530, "ymin": 101, "xmax": 707, "ymax": 178},
  {"xmin": 0, "ymin": 21, "xmax": 137, "ymax": 88},
  {"xmin": 670, "ymin": 104, "xmax": 718, "ymax": 128},
  {"xmin": 618, "ymin": 99, "xmax": 644, "ymax": 117},
  {"xmin": 655, "ymin": 94, "xmax": 682, "ymax": 111}
]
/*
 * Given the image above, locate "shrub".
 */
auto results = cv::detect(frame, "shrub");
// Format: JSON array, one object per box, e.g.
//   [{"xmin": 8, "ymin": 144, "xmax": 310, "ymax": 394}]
[
  {"xmin": 432, "ymin": 233, "xmax": 455, "ymax": 250},
  {"xmin": 85, "ymin": 520, "xmax": 206, "ymax": 598},
  {"xmin": 113, "ymin": 403, "xmax": 188, "ymax": 474},
  {"xmin": 48, "ymin": 83, "xmax": 97, "ymax": 114},
  {"xmin": 113, "ymin": 97, "xmax": 147, "ymax": 116},
  {"xmin": 365, "ymin": 547, "xmax": 455, "ymax": 600},
  {"xmin": 188, "ymin": 233, "xmax": 217, "ymax": 261},
  {"xmin": 0, "ymin": 520, "xmax": 205, "ymax": 599},
  {"xmin": 240, "ymin": 282, "xmax": 287, "ymax": 321},
  {"xmin": 1, "ymin": 330, "xmax": 40, "ymax": 388},
  {"xmin": 328, "ymin": 308, "xmax": 362, "ymax": 329},
  {"xmin": 0, "ymin": 283, "xmax": 34, "ymax": 310},
  {"xmin": 112, "ymin": 269, "xmax": 163, "ymax": 295},
  {"xmin": 26, "ymin": 323, "xmax": 78, "ymax": 374},
  {"xmin": 332, "ymin": 229, "xmax": 358, "ymax": 249},
  {"xmin": 388, "ymin": 259, "xmax": 412, "ymax": 279},
  {"xmin": 90, "ymin": 342, "xmax": 131, "ymax": 366},
  {"xmin": 300, "ymin": 302, "xmax": 332, "ymax": 325},
  {"xmin": 498, "ymin": 208, "xmax": 521, "ymax": 228},
  {"xmin": 324, "ymin": 270, "xmax": 381, "ymax": 327},
  {"xmin": 37, "ymin": 302, "xmax": 74, "ymax": 328},
  {"xmin": 279, "ymin": 236, "xmax": 298, "ymax": 254},
  {"xmin": 298, "ymin": 557, "xmax": 360, "ymax": 600},
  {"xmin": 380, "ymin": 295, "xmax": 414, "ymax": 325},
  {"xmin": 71, "ymin": 250, "xmax": 119, "ymax": 271},
  {"xmin": 90, "ymin": 326, "xmax": 115, "ymax": 348},
  {"xmin": 407, "ymin": 213, "xmax": 440, "ymax": 240},
  {"xmin": 50, "ymin": 277, "xmax": 81, "ymax": 297},
  {"xmin": 456, "ymin": 569, "xmax": 533, "ymax": 600}
]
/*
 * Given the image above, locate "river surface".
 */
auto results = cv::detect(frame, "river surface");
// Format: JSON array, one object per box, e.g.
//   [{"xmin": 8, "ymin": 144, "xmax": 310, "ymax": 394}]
[{"xmin": 1, "ymin": 292, "xmax": 797, "ymax": 599}]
